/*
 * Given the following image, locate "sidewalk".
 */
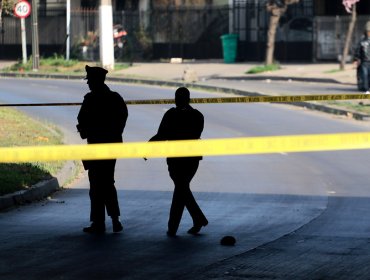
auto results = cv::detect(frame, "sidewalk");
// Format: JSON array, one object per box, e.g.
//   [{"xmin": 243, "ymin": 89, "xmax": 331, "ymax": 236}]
[
  {"xmin": 113, "ymin": 61, "xmax": 357, "ymax": 85},
  {"xmin": 0, "ymin": 60, "xmax": 357, "ymax": 85}
]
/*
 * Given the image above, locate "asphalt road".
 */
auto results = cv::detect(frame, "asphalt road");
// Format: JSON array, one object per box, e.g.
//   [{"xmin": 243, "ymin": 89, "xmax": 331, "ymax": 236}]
[{"xmin": 1, "ymin": 78, "xmax": 370, "ymax": 279}]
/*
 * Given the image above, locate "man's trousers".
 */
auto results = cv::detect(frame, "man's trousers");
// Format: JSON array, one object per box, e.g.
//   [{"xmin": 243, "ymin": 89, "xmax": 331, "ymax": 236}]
[
  {"xmin": 167, "ymin": 159, "xmax": 207, "ymax": 232},
  {"xmin": 87, "ymin": 159, "xmax": 120, "ymax": 223}
]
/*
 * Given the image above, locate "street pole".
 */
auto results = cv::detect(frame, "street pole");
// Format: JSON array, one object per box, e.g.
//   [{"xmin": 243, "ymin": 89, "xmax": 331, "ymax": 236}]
[
  {"xmin": 31, "ymin": 0, "xmax": 39, "ymax": 71},
  {"xmin": 21, "ymin": 17, "xmax": 27, "ymax": 64},
  {"xmin": 229, "ymin": 0, "xmax": 233, "ymax": 34},
  {"xmin": 99, "ymin": 0, "xmax": 114, "ymax": 70},
  {"xmin": 66, "ymin": 0, "xmax": 70, "ymax": 60}
]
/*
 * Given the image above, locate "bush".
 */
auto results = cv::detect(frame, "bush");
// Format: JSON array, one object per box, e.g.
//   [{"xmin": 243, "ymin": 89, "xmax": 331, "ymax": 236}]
[{"xmin": 246, "ymin": 64, "xmax": 281, "ymax": 74}]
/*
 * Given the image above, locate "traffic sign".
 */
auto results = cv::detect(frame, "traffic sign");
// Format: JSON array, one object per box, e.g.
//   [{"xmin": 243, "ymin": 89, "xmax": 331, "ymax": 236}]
[{"xmin": 14, "ymin": 1, "xmax": 31, "ymax": 19}]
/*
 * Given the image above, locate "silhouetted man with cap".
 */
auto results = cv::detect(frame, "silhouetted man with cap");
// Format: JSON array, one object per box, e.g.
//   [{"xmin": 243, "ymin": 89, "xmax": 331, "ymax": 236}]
[
  {"xmin": 148, "ymin": 87, "xmax": 208, "ymax": 236},
  {"xmin": 77, "ymin": 65, "xmax": 128, "ymax": 233}
]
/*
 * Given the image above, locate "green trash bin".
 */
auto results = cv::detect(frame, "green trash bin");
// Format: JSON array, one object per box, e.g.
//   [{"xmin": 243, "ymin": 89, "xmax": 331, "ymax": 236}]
[{"xmin": 220, "ymin": 34, "xmax": 238, "ymax": 63}]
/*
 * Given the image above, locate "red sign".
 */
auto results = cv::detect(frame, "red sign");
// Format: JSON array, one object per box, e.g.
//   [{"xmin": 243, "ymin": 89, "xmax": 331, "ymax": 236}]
[{"xmin": 14, "ymin": 1, "xmax": 31, "ymax": 19}]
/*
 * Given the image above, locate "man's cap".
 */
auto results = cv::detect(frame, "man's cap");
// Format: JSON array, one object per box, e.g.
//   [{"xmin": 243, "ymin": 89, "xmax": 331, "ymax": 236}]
[
  {"xmin": 366, "ymin": 21, "xmax": 370, "ymax": 31},
  {"xmin": 85, "ymin": 65, "xmax": 108, "ymax": 80}
]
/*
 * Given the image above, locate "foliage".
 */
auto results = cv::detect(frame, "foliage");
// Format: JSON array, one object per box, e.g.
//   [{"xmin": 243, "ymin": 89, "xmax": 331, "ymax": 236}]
[
  {"xmin": 343, "ymin": 0, "xmax": 360, "ymax": 13},
  {"xmin": 325, "ymin": 100, "xmax": 370, "ymax": 115},
  {"xmin": 246, "ymin": 64, "xmax": 281, "ymax": 74},
  {"xmin": 1, "ymin": 0, "xmax": 17, "ymax": 16},
  {"xmin": 133, "ymin": 26, "xmax": 153, "ymax": 60},
  {"xmin": 323, "ymin": 69, "xmax": 343, "ymax": 74},
  {"xmin": 0, "ymin": 163, "xmax": 52, "ymax": 196},
  {"xmin": 114, "ymin": 63, "xmax": 131, "ymax": 71},
  {"xmin": 80, "ymin": 31, "xmax": 99, "ymax": 48},
  {"xmin": 266, "ymin": 0, "xmax": 299, "ymax": 15},
  {"xmin": 0, "ymin": 0, "xmax": 16, "ymax": 27},
  {"xmin": 4, "ymin": 55, "xmax": 81, "ymax": 72},
  {"xmin": 3, "ymin": 56, "xmax": 131, "ymax": 74},
  {"xmin": 6, "ymin": 59, "xmax": 33, "ymax": 71},
  {"xmin": 40, "ymin": 54, "xmax": 79, "ymax": 67}
]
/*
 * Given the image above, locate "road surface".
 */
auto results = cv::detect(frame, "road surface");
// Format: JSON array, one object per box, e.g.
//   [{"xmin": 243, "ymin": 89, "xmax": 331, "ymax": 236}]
[{"xmin": 0, "ymin": 78, "xmax": 370, "ymax": 279}]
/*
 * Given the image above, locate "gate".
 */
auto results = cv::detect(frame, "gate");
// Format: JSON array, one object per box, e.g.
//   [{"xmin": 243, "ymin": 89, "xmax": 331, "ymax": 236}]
[
  {"xmin": 233, "ymin": 0, "xmax": 314, "ymax": 62},
  {"xmin": 314, "ymin": 16, "xmax": 370, "ymax": 61}
]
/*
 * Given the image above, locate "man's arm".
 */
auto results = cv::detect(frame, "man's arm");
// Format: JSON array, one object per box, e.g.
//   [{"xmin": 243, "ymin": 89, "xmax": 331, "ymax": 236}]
[
  {"xmin": 118, "ymin": 97, "xmax": 128, "ymax": 134},
  {"xmin": 149, "ymin": 110, "xmax": 171, "ymax": 142},
  {"xmin": 354, "ymin": 39, "xmax": 362, "ymax": 67},
  {"xmin": 77, "ymin": 98, "xmax": 90, "ymax": 139},
  {"xmin": 193, "ymin": 110, "xmax": 204, "ymax": 139}
]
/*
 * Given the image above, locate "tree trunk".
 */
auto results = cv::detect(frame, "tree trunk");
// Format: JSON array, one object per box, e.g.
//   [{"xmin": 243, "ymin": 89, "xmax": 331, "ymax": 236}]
[
  {"xmin": 0, "ymin": 0, "xmax": 3, "ymax": 28},
  {"xmin": 340, "ymin": 3, "xmax": 357, "ymax": 70},
  {"xmin": 266, "ymin": 12, "xmax": 281, "ymax": 65}
]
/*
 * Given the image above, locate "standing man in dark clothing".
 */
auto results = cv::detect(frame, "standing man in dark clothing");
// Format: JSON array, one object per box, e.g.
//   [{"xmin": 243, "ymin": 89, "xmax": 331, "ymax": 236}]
[
  {"xmin": 354, "ymin": 21, "xmax": 370, "ymax": 93},
  {"xmin": 148, "ymin": 87, "xmax": 208, "ymax": 237},
  {"xmin": 77, "ymin": 65, "xmax": 128, "ymax": 233}
]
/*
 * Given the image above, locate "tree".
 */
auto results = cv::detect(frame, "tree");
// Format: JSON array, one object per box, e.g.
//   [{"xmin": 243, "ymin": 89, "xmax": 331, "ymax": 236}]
[
  {"xmin": 340, "ymin": 0, "xmax": 360, "ymax": 70},
  {"xmin": 0, "ymin": 0, "xmax": 16, "ymax": 27},
  {"xmin": 265, "ymin": 0, "xmax": 299, "ymax": 65}
]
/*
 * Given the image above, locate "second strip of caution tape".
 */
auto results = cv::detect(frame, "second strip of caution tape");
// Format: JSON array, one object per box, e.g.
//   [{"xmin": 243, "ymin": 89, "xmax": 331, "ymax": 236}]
[{"xmin": 1, "ymin": 132, "xmax": 370, "ymax": 163}]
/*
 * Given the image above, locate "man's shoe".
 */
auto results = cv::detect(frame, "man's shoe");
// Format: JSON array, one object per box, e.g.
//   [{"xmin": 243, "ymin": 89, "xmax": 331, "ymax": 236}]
[
  {"xmin": 166, "ymin": 230, "xmax": 177, "ymax": 237},
  {"xmin": 112, "ymin": 219, "xmax": 123, "ymax": 233},
  {"xmin": 187, "ymin": 219, "xmax": 208, "ymax": 235},
  {"xmin": 83, "ymin": 223, "xmax": 106, "ymax": 234}
]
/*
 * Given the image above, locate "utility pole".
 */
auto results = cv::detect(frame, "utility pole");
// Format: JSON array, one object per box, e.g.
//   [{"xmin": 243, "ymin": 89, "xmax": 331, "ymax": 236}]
[
  {"xmin": 31, "ymin": 0, "xmax": 39, "ymax": 71},
  {"xmin": 21, "ymin": 17, "xmax": 27, "ymax": 64},
  {"xmin": 66, "ymin": 0, "xmax": 70, "ymax": 60},
  {"xmin": 99, "ymin": 0, "xmax": 114, "ymax": 70}
]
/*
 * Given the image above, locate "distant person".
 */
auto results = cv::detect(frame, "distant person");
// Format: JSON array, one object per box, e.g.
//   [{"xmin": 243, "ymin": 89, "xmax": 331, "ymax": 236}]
[
  {"xmin": 77, "ymin": 65, "xmax": 128, "ymax": 233},
  {"xmin": 148, "ymin": 87, "xmax": 208, "ymax": 236},
  {"xmin": 354, "ymin": 21, "xmax": 370, "ymax": 93}
]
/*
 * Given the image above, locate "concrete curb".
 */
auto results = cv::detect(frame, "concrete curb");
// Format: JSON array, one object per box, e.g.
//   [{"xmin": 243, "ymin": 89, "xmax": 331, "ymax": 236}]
[
  {"xmin": 0, "ymin": 71, "xmax": 350, "ymax": 85},
  {"xmin": 0, "ymin": 161, "xmax": 78, "ymax": 211},
  {"xmin": 211, "ymin": 75, "xmax": 354, "ymax": 85}
]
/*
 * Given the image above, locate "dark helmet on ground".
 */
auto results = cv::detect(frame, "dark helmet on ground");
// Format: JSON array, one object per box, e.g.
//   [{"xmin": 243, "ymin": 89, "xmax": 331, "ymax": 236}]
[{"xmin": 220, "ymin": 235, "xmax": 236, "ymax": 246}]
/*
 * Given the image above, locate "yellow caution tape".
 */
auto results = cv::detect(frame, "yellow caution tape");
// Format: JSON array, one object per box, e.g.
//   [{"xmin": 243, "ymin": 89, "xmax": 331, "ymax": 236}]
[
  {"xmin": 0, "ymin": 94, "xmax": 370, "ymax": 107},
  {"xmin": 1, "ymin": 132, "xmax": 370, "ymax": 163},
  {"xmin": 189, "ymin": 94, "xmax": 370, "ymax": 104}
]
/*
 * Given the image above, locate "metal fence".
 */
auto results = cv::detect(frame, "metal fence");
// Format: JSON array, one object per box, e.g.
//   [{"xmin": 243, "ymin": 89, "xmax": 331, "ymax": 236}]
[
  {"xmin": 0, "ymin": 7, "xmax": 229, "ymax": 61},
  {"xmin": 314, "ymin": 16, "xmax": 370, "ymax": 61},
  {"xmin": 233, "ymin": 0, "xmax": 314, "ymax": 61},
  {"xmin": 0, "ymin": 4, "xmax": 368, "ymax": 61}
]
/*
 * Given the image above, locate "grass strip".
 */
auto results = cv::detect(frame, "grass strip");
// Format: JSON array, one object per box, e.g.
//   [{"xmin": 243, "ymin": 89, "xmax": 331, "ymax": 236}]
[
  {"xmin": 2, "ymin": 56, "xmax": 130, "ymax": 74},
  {"xmin": 0, "ymin": 107, "xmax": 64, "ymax": 196},
  {"xmin": 246, "ymin": 64, "xmax": 280, "ymax": 74}
]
